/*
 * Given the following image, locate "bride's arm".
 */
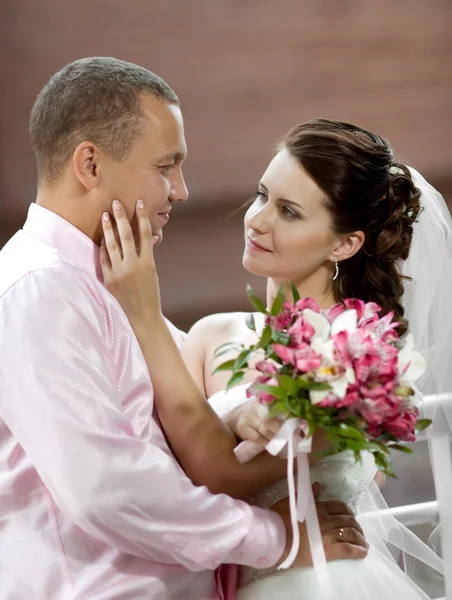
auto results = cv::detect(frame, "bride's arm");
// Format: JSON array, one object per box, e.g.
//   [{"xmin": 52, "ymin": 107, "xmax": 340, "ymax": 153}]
[{"xmin": 100, "ymin": 202, "xmax": 288, "ymax": 498}]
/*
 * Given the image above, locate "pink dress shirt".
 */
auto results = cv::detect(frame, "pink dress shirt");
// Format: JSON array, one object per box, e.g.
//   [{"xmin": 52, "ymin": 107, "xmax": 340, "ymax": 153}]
[{"xmin": 0, "ymin": 204, "xmax": 286, "ymax": 599}]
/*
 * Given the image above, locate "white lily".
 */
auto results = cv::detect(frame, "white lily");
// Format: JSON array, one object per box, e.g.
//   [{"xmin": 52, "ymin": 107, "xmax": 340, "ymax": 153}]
[
  {"xmin": 303, "ymin": 309, "xmax": 331, "ymax": 342},
  {"xmin": 331, "ymin": 309, "xmax": 358, "ymax": 336},
  {"xmin": 310, "ymin": 389, "xmax": 330, "ymax": 405},
  {"xmin": 309, "ymin": 308, "xmax": 358, "ymax": 406},
  {"xmin": 310, "ymin": 355, "xmax": 356, "ymax": 404},
  {"xmin": 311, "ymin": 337, "xmax": 335, "ymax": 361},
  {"xmin": 398, "ymin": 334, "xmax": 427, "ymax": 383}
]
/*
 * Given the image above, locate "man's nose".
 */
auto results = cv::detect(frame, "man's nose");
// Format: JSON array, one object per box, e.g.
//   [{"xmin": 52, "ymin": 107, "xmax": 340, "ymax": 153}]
[{"xmin": 169, "ymin": 168, "xmax": 189, "ymax": 203}]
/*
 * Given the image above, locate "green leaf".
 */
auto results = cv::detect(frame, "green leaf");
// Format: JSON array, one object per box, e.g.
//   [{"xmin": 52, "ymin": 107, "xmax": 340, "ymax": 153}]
[
  {"xmin": 288, "ymin": 402, "xmax": 302, "ymax": 418},
  {"xmin": 338, "ymin": 439, "xmax": 367, "ymax": 452},
  {"xmin": 245, "ymin": 313, "xmax": 256, "ymax": 331},
  {"xmin": 212, "ymin": 359, "xmax": 237, "ymax": 374},
  {"xmin": 276, "ymin": 374, "xmax": 298, "ymax": 395},
  {"xmin": 337, "ymin": 423, "xmax": 366, "ymax": 440},
  {"xmin": 213, "ymin": 341, "xmax": 243, "ymax": 359},
  {"xmin": 234, "ymin": 349, "xmax": 252, "ymax": 370},
  {"xmin": 270, "ymin": 284, "xmax": 286, "ymax": 316},
  {"xmin": 265, "ymin": 346, "xmax": 277, "ymax": 359},
  {"xmin": 256, "ymin": 325, "xmax": 272, "ymax": 349},
  {"xmin": 247, "ymin": 285, "xmax": 267, "ymax": 313},
  {"xmin": 290, "ymin": 282, "xmax": 300, "ymax": 303},
  {"xmin": 389, "ymin": 443, "xmax": 413, "ymax": 454},
  {"xmin": 374, "ymin": 451, "xmax": 396, "ymax": 478},
  {"xmin": 415, "ymin": 419, "xmax": 432, "ymax": 434},
  {"xmin": 296, "ymin": 378, "xmax": 330, "ymax": 391},
  {"xmin": 365, "ymin": 440, "xmax": 390, "ymax": 455},
  {"xmin": 226, "ymin": 370, "xmax": 245, "ymax": 391},
  {"xmin": 253, "ymin": 383, "xmax": 287, "ymax": 401},
  {"xmin": 272, "ymin": 330, "xmax": 291, "ymax": 345},
  {"xmin": 268, "ymin": 400, "xmax": 290, "ymax": 417}
]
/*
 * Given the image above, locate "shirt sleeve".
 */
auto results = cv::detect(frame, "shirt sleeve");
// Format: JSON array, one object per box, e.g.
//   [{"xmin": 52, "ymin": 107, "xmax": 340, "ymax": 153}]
[{"xmin": 0, "ymin": 268, "xmax": 285, "ymax": 572}]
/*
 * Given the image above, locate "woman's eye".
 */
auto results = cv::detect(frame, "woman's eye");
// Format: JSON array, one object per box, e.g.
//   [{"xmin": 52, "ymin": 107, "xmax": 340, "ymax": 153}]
[
  {"xmin": 282, "ymin": 206, "xmax": 299, "ymax": 220},
  {"xmin": 256, "ymin": 191, "xmax": 267, "ymax": 202}
]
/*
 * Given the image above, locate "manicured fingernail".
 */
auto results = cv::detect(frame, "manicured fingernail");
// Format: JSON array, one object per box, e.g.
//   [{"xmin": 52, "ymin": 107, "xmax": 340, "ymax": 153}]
[
  {"xmin": 113, "ymin": 200, "xmax": 121, "ymax": 210},
  {"xmin": 137, "ymin": 199, "xmax": 145, "ymax": 209},
  {"xmin": 152, "ymin": 235, "xmax": 159, "ymax": 245},
  {"xmin": 102, "ymin": 212, "xmax": 110, "ymax": 222}
]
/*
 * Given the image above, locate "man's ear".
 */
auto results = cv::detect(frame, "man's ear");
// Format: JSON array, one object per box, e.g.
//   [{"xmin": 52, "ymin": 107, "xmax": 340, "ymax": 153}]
[
  {"xmin": 329, "ymin": 230, "xmax": 365, "ymax": 262},
  {"xmin": 72, "ymin": 141, "xmax": 102, "ymax": 191}
]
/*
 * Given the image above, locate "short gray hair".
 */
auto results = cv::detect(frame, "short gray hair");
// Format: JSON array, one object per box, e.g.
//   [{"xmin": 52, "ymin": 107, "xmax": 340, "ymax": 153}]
[{"xmin": 30, "ymin": 57, "xmax": 180, "ymax": 184}]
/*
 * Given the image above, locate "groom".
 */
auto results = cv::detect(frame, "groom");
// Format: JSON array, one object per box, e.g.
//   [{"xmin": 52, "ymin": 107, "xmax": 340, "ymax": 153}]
[{"xmin": 0, "ymin": 57, "xmax": 367, "ymax": 599}]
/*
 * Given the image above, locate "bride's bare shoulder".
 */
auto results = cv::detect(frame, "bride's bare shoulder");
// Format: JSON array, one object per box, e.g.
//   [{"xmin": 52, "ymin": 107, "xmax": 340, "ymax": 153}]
[{"xmin": 188, "ymin": 311, "xmax": 249, "ymax": 343}]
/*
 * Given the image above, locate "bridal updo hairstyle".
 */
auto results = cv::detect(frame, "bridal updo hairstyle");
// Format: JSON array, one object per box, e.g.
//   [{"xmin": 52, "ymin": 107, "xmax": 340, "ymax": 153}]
[{"xmin": 281, "ymin": 119, "xmax": 421, "ymax": 336}]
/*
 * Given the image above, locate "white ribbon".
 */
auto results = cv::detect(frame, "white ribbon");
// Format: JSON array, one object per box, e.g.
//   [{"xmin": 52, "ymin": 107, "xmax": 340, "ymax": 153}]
[{"xmin": 266, "ymin": 418, "xmax": 335, "ymax": 599}]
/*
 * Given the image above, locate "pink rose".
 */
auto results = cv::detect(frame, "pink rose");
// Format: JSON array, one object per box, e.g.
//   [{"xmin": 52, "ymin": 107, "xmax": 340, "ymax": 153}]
[
  {"xmin": 325, "ymin": 302, "xmax": 346, "ymax": 323},
  {"xmin": 296, "ymin": 297, "xmax": 321, "ymax": 313},
  {"xmin": 344, "ymin": 298, "xmax": 367, "ymax": 320},
  {"xmin": 336, "ymin": 389, "xmax": 360, "ymax": 409},
  {"xmin": 383, "ymin": 407, "xmax": 418, "ymax": 441},
  {"xmin": 288, "ymin": 316, "xmax": 315, "ymax": 345},
  {"xmin": 366, "ymin": 424, "xmax": 383, "ymax": 438},
  {"xmin": 267, "ymin": 302, "xmax": 296, "ymax": 330},
  {"xmin": 354, "ymin": 353, "xmax": 379, "ymax": 382},
  {"xmin": 255, "ymin": 359, "xmax": 278, "ymax": 375},
  {"xmin": 358, "ymin": 393, "xmax": 403, "ymax": 427},
  {"xmin": 358, "ymin": 301, "xmax": 382, "ymax": 327},
  {"xmin": 273, "ymin": 344, "xmax": 297, "ymax": 366},
  {"xmin": 315, "ymin": 392, "xmax": 340, "ymax": 408},
  {"xmin": 249, "ymin": 374, "xmax": 280, "ymax": 405},
  {"xmin": 294, "ymin": 345, "xmax": 322, "ymax": 372}
]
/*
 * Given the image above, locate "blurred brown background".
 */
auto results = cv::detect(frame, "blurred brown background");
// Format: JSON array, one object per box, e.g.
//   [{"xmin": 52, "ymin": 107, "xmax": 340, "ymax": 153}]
[
  {"xmin": 1, "ymin": 0, "xmax": 451, "ymax": 331},
  {"xmin": 1, "ymin": 4, "xmax": 451, "ymax": 572}
]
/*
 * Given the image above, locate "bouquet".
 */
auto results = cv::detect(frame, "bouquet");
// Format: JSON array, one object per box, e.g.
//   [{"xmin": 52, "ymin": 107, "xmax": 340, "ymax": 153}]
[{"xmin": 215, "ymin": 284, "xmax": 431, "ymax": 476}]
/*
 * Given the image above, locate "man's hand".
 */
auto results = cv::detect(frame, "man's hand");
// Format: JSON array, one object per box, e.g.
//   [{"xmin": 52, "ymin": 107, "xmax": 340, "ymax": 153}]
[{"xmin": 271, "ymin": 487, "xmax": 368, "ymax": 567}]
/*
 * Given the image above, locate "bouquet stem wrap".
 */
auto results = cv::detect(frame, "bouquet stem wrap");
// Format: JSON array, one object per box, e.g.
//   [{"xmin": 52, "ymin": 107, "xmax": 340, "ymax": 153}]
[{"xmin": 236, "ymin": 420, "xmax": 334, "ymax": 600}]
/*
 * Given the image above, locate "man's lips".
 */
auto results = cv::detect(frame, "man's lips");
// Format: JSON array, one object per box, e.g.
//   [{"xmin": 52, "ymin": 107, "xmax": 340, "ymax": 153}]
[{"xmin": 157, "ymin": 209, "xmax": 171, "ymax": 223}]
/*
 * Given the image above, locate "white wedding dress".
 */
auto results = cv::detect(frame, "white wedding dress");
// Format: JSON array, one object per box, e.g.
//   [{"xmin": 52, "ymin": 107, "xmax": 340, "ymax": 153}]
[{"xmin": 209, "ymin": 384, "xmax": 444, "ymax": 600}]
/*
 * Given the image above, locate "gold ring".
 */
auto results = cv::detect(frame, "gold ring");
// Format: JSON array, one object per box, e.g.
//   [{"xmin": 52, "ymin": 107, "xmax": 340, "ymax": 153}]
[{"xmin": 338, "ymin": 527, "xmax": 345, "ymax": 541}]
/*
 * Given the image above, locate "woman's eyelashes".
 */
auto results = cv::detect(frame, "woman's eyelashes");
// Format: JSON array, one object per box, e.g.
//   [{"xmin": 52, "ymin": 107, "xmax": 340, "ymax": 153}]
[
  {"xmin": 281, "ymin": 205, "xmax": 300, "ymax": 220},
  {"xmin": 256, "ymin": 191, "xmax": 300, "ymax": 221}
]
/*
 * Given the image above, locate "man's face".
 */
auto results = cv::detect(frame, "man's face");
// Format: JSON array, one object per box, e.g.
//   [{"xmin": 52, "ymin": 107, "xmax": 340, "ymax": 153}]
[{"xmin": 100, "ymin": 94, "xmax": 188, "ymax": 243}]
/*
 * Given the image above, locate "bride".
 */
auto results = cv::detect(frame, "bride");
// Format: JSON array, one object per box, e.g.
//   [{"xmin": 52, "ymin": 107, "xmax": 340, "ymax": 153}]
[{"xmin": 99, "ymin": 119, "xmax": 450, "ymax": 599}]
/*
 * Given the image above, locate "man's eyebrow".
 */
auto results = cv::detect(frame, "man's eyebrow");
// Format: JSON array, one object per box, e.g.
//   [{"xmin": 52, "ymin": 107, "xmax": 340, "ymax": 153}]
[{"xmin": 157, "ymin": 151, "xmax": 187, "ymax": 163}]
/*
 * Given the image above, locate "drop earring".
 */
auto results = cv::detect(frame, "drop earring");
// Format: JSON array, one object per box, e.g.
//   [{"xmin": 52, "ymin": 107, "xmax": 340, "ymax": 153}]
[{"xmin": 333, "ymin": 256, "xmax": 339, "ymax": 281}]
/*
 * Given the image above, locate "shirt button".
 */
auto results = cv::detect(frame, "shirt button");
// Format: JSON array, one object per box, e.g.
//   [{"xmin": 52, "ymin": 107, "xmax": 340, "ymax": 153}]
[{"xmin": 257, "ymin": 557, "xmax": 268, "ymax": 566}]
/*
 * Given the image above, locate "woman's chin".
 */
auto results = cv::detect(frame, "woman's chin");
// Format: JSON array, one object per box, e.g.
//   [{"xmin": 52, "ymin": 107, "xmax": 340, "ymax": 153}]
[{"xmin": 242, "ymin": 254, "xmax": 270, "ymax": 277}]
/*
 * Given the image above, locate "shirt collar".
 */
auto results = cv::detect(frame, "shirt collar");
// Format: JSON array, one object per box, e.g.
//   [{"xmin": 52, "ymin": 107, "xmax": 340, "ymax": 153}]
[{"xmin": 23, "ymin": 203, "xmax": 103, "ymax": 281}]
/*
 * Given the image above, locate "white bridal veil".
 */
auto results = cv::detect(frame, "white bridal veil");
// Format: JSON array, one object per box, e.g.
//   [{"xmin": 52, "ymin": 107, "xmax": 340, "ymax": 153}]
[{"xmin": 363, "ymin": 166, "xmax": 452, "ymax": 599}]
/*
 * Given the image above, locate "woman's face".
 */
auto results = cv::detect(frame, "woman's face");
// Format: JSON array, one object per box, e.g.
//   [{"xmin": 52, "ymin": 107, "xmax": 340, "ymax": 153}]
[{"xmin": 243, "ymin": 149, "xmax": 339, "ymax": 289}]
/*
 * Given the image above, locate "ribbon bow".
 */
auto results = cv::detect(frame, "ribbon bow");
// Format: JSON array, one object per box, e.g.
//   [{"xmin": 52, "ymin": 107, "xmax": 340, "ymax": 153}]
[{"xmin": 266, "ymin": 418, "xmax": 334, "ymax": 599}]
